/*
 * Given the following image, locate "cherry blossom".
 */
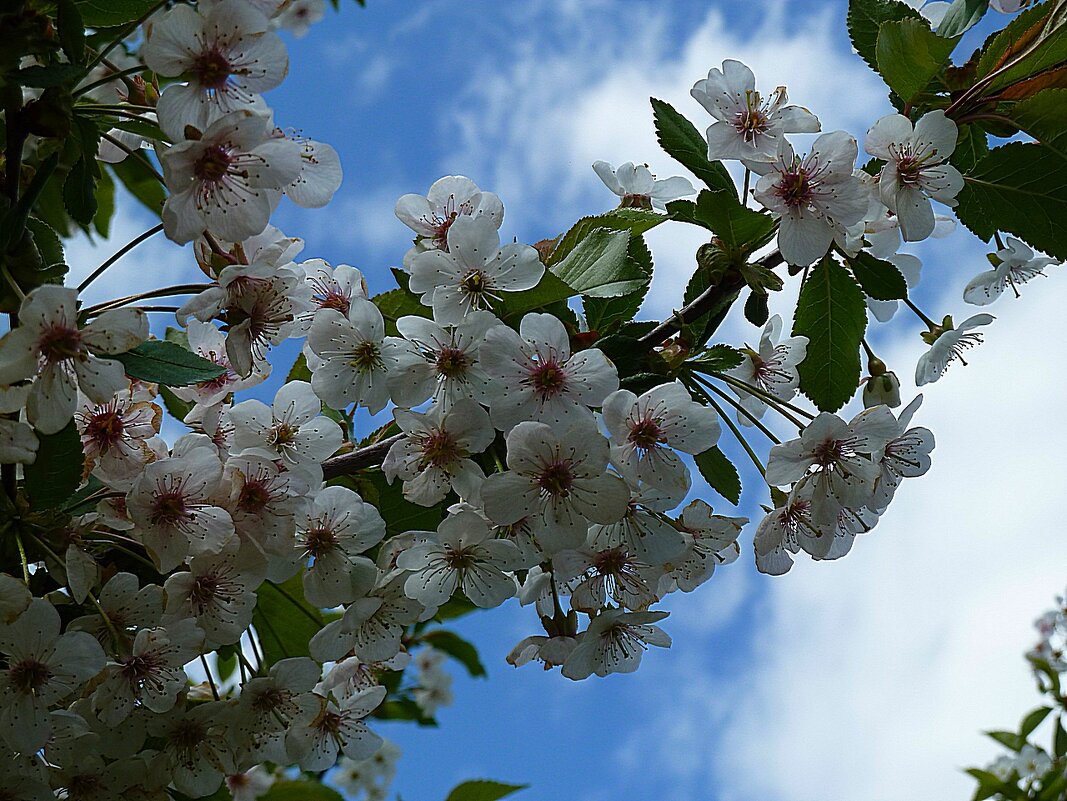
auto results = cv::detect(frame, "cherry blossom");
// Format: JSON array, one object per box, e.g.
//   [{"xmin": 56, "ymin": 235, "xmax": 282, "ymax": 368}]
[
  {"xmin": 592, "ymin": 160, "xmax": 694, "ymax": 210},
  {"xmin": 870, "ymin": 395, "xmax": 935, "ymax": 512},
  {"xmin": 915, "ymin": 313, "xmax": 994, "ymax": 386},
  {"xmin": 963, "ymin": 237, "xmax": 1058, "ymax": 306},
  {"xmin": 285, "ymin": 687, "xmax": 386, "ymax": 771},
  {"xmin": 561, "ymin": 608, "xmax": 671, "ymax": 680},
  {"xmin": 395, "ymin": 175, "xmax": 504, "ymax": 264},
  {"xmin": 725, "ymin": 314, "xmax": 808, "ymax": 424}
]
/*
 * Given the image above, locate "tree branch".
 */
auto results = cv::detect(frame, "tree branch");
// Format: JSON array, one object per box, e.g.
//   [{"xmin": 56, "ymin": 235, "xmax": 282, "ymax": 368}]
[{"xmin": 321, "ymin": 433, "xmax": 404, "ymax": 480}]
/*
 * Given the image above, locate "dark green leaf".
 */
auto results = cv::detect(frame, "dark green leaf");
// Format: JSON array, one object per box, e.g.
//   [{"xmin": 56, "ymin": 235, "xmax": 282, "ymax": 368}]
[
  {"xmin": 956, "ymin": 142, "xmax": 1067, "ymax": 259},
  {"xmin": 666, "ymin": 191, "xmax": 776, "ymax": 258},
  {"xmin": 24, "ymin": 420, "xmax": 84, "ymax": 510},
  {"xmin": 24, "ymin": 217, "xmax": 65, "ymax": 270},
  {"xmin": 252, "ymin": 576, "xmax": 323, "ymax": 667},
  {"xmin": 1055, "ymin": 715, "xmax": 1067, "ymax": 757},
  {"xmin": 986, "ymin": 729, "xmax": 1025, "ymax": 752},
  {"xmin": 372, "ymin": 287, "xmax": 430, "ymax": 336},
  {"xmin": 876, "ymin": 18, "xmax": 959, "ymax": 101},
  {"xmin": 113, "ymin": 340, "xmax": 226, "ymax": 387},
  {"xmin": 260, "ymin": 781, "xmax": 344, "ymax": 801},
  {"xmin": 92, "ymin": 166, "xmax": 115, "ymax": 238},
  {"xmin": 63, "ymin": 475, "xmax": 104, "ymax": 516},
  {"xmin": 966, "ymin": 768, "xmax": 1018, "ymax": 801},
  {"xmin": 679, "ymin": 248, "xmax": 742, "ymax": 349},
  {"xmin": 975, "ymin": 2, "xmax": 1067, "ymax": 95},
  {"xmin": 547, "ymin": 208, "xmax": 666, "ymax": 267},
  {"xmin": 792, "ymin": 256, "xmax": 867, "ymax": 412},
  {"xmin": 693, "ymin": 447, "xmax": 741, "ymax": 505},
  {"xmin": 57, "ymin": 0, "xmax": 87, "ymax": 64},
  {"xmin": 375, "ymin": 696, "xmax": 437, "ymax": 725},
  {"xmin": 158, "ymin": 385, "xmax": 193, "ymax": 424},
  {"xmin": 847, "ymin": 0, "xmax": 924, "ymax": 72},
  {"xmin": 109, "ymin": 157, "xmax": 166, "ymax": 215},
  {"xmin": 63, "ymin": 157, "xmax": 97, "ymax": 225},
  {"xmin": 1011, "ymin": 88, "xmax": 1067, "ymax": 161},
  {"xmin": 936, "ymin": 0, "xmax": 989, "ymax": 38},
  {"xmin": 848, "ymin": 251, "xmax": 908, "ymax": 300},
  {"xmin": 359, "ymin": 470, "xmax": 446, "ymax": 538},
  {"xmin": 951, "ymin": 124, "xmax": 989, "ymax": 174},
  {"xmin": 498, "ymin": 270, "xmax": 575, "ymax": 321},
  {"xmin": 14, "ymin": 64, "xmax": 85, "ymax": 88},
  {"xmin": 743, "ymin": 291, "xmax": 769, "ymax": 326},
  {"xmin": 619, "ymin": 371, "xmax": 664, "ymax": 395},
  {"xmin": 74, "ymin": 0, "xmax": 160, "ymax": 27},
  {"xmin": 650, "ymin": 97, "xmax": 734, "ymax": 195},
  {"xmin": 688, "ymin": 344, "xmax": 744, "ymax": 373},
  {"xmin": 444, "ymin": 780, "xmax": 528, "ymax": 801},
  {"xmin": 286, "ymin": 352, "xmax": 313, "ymax": 383},
  {"xmin": 420, "ymin": 630, "xmax": 487, "ymax": 678},
  {"xmin": 550, "ymin": 228, "xmax": 645, "ymax": 297},
  {"xmin": 106, "ymin": 116, "xmax": 167, "ymax": 143},
  {"xmin": 1020, "ymin": 706, "xmax": 1053, "ymax": 737}
]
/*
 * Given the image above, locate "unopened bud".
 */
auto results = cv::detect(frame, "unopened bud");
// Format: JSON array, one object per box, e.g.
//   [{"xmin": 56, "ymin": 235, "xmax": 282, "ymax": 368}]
[
  {"xmin": 863, "ymin": 371, "xmax": 901, "ymax": 408},
  {"xmin": 867, "ymin": 356, "xmax": 887, "ymax": 377}
]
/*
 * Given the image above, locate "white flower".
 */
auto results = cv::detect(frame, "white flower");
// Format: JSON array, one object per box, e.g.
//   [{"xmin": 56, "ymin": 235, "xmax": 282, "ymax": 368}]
[
  {"xmin": 480, "ymin": 312, "xmax": 619, "ymax": 431},
  {"xmin": 663, "ymin": 500, "xmax": 745, "ymax": 593},
  {"xmin": 481, "ymin": 420, "xmax": 630, "ymax": 554},
  {"xmin": 0, "ymin": 384, "xmax": 38, "ymax": 463},
  {"xmin": 144, "ymin": 0, "xmax": 288, "ymax": 138},
  {"xmin": 161, "ymin": 110, "xmax": 302, "ymax": 244},
  {"xmin": 915, "ymin": 313, "xmax": 994, "ymax": 386},
  {"xmin": 295, "ymin": 485, "xmax": 383, "ymax": 608},
  {"xmin": 226, "ymin": 766, "xmax": 275, "ymax": 801},
  {"xmin": 691, "ymin": 59, "xmax": 820, "ymax": 163},
  {"xmin": 765, "ymin": 406, "xmax": 899, "ymax": 525},
  {"xmin": 991, "ymin": 0, "xmax": 1034, "ymax": 12},
  {"xmin": 870, "ymin": 395, "xmax": 935, "ymax": 512},
  {"xmin": 234, "ymin": 657, "xmax": 320, "ymax": 764},
  {"xmin": 383, "ymin": 399, "xmax": 494, "ymax": 506},
  {"xmin": 387, "ymin": 311, "xmax": 498, "ymax": 411},
  {"xmin": 561, "ymin": 608, "xmax": 671, "ymax": 680},
  {"xmin": 225, "ymin": 453, "xmax": 310, "ymax": 574},
  {"xmin": 592, "ymin": 161, "xmax": 694, "ymax": 210},
  {"xmin": 127, "ymin": 445, "xmax": 236, "ymax": 572},
  {"xmin": 277, "ymin": 135, "xmax": 343, "ymax": 209},
  {"xmin": 1014, "ymin": 745, "xmax": 1052, "ymax": 779},
  {"xmin": 0, "ymin": 285, "xmax": 147, "ymax": 434},
  {"xmin": 753, "ymin": 487, "xmax": 822, "ymax": 575},
  {"xmin": 162, "ymin": 549, "xmax": 265, "ymax": 647},
  {"xmin": 76, "ymin": 387, "xmax": 162, "ymax": 488},
  {"xmin": 310, "ymin": 578, "xmax": 422, "ymax": 664},
  {"xmin": 286, "ymin": 687, "xmax": 386, "ymax": 771},
  {"xmin": 585, "ymin": 472, "xmax": 688, "ymax": 564},
  {"xmin": 506, "ymin": 634, "xmax": 578, "ymax": 669},
  {"xmin": 753, "ymin": 131, "xmax": 868, "ymax": 266},
  {"xmin": 408, "ymin": 216, "xmax": 544, "ymax": 324},
  {"xmin": 725, "ymin": 314, "xmax": 808, "ymax": 424},
  {"xmin": 395, "ymin": 175, "xmax": 504, "ymax": 262},
  {"xmin": 602, "ymin": 381, "xmax": 719, "ymax": 493},
  {"xmin": 0, "ymin": 599, "xmax": 106, "ymax": 752},
  {"xmin": 865, "ymin": 110, "xmax": 964, "ymax": 242},
  {"xmin": 172, "ymin": 320, "xmax": 270, "ymax": 408},
  {"xmin": 149, "ymin": 700, "xmax": 235, "ymax": 797},
  {"xmin": 964, "ymin": 237, "xmax": 1057, "ymax": 306},
  {"xmin": 295, "ymin": 259, "xmax": 367, "ymax": 332},
  {"xmin": 397, "ymin": 510, "xmax": 522, "ymax": 608},
  {"xmin": 227, "ymin": 380, "xmax": 343, "ymax": 482},
  {"xmin": 554, "ymin": 545, "xmax": 661, "ymax": 613},
  {"xmin": 307, "ymin": 297, "xmax": 400, "ymax": 414},
  {"xmin": 276, "ymin": 0, "xmax": 326, "ymax": 36}
]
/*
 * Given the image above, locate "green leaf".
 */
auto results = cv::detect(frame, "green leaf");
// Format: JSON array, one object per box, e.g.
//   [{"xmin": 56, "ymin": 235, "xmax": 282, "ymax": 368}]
[
  {"xmin": 1011, "ymin": 88, "xmax": 1067, "ymax": 161},
  {"xmin": 74, "ymin": 0, "xmax": 160, "ymax": 27},
  {"xmin": 650, "ymin": 97, "xmax": 734, "ymax": 195},
  {"xmin": 112, "ymin": 340, "xmax": 226, "ymax": 387},
  {"xmin": 63, "ymin": 157, "xmax": 97, "ymax": 225},
  {"xmin": 57, "ymin": 0, "xmax": 87, "ymax": 65},
  {"xmin": 24, "ymin": 420, "xmax": 84, "ymax": 510},
  {"xmin": 876, "ymin": 18, "xmax": 958, "ymax": 101},
  {"xmin": 743, "ymin": 291, "xmax": 769, "ymax": 327},
  {"xmin": 286, "ymin": 352, "xmax": 313, "ymax": 383},
  {"xmin": 792, "ymin": 256, "xmax": 867, "ymax": 412},
  {"xmin": 666, "ymin": 191, "xmax": 776, "ymax": 258},
  {"xmin": 956, "ymin": 142, "xmax": 1067, "ymax": 259},
  {"xmin": 986, "ymin": 729, "xmax": 1026, "ymax": 752},
  {"xmin": 936, "ymin": 0, "xmax": 989, "ymax": 38},
  {"xmin": 582, "ymin": 232, "xmax": 653, "ymax": 333},
  {"xmin": 497, "ymin": 270, "xmax": 575, "ymax": 320},
  {"xmin": 106, "ymin": 115, "xmax": 168, "ymax": 143},
  {"xmin": 14, "ymin": 64, "xmax": 85, "ymax": 88},
  {"xmin": 847, "ymin": 0, "xmax": 924, "ymax": 71},
  {"xmin": 547, "ymin": 208, "xmax": 666, "ymax": 266},
  {"xmin": 848, "ymin": 251, "xmax": 908, "ymax": 300},
  {"xmin": 688, "ymin": 343, "xmax": 744, "ymax": 373},
  {"xmin": 356, "ymin": 470, "xmax": 446, "ymax": 538},
  {"xmin": 371, "ymin": 287, "xmax": 430, "ymax": 335},
  {"xmin": 444, "ymin": 780, "xmax": 528, "ymax": 801},
  {"xmin": 1020, "ymin": 706, "xmax": 1053, "ymax": 737},
  {"xmin": 158, "ymin": 385, "xmax": 193, "ymax": 423},
  {"xmin": 550, "ymin": 228, "xmax": 646, "ymax": 298},
  {"xmin": 109, "ymin": 157, "xmax": 166, "ymax": 215},
  {"xmin": 24, "ymin": 217, "xmax": 65, "ymax": 271},
  {"xmin": 420, "ymin": 630, "xmax": 487, "ymax": 678},
  {"xmin": 975, "ymin": 1, "xmax": 1067, "ymax": 95},
  {"xmin": 693, "ymin": 447, "xmax": 741, "ymax": 505},
  {"xmin": 679, "ymin": 254, "xmax": 741, "ymax": 349},
  {"xmin": 260, "ymin": 781, "xmax": 344, "ymax": 801},
  {"xmin": 92, "ymin": 166, "xmax": 115, "ymax": 238},
  {"xmin": 1055, "ymin": 715, "xmax": 1067, "ymax": 758},
  {"xmin": 951, "ymin": 123, "xmax": 989, "ymax": 174},
  {"xmin": 252, "ymin": 576, "xmax": 323, "ymax": 667}
]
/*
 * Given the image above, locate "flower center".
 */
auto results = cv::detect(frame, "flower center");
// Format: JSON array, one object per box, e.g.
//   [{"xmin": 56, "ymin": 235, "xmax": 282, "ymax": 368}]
[
  {"xmin": 268, "ymin": 422, "xmax": 299, "ymax": 447},
  {"xmin": 194, "ymin": 144, "xmax": 234, "ymax": 183},
  {"xmin": 419, "ymin": 430, "xmax": 460, "ymax": 469},
  {"xmin": 193, "ymin": 49, "xmax": 233, "ymax": 91},
  {"xmin": 238, "ymin": 480, "xmax": 273, "ymax": 511},
  {"xmin": 460, "ymin": 270, "xmax": 490, "ymax": 299},
  {"xmin": 9, "ymin": 658, "xmax": 51, "ymax": 694},
  {"xmin": 85, "ymin": 409, "xmax": 125, "ymax": 450},
  {"xmin": 119, "ymin": 650, "xmax": 166, "ymax": 686},
  {"xmin": 592, "ymin": 547, "xmax": 629, "ymax": 575},
  {"xmin": 189, "ymin": 574, "xmax": 221, "ymax": 612},
  {"xmin": 896, "ymin": 155, "xmax": 924, "ymax": 186},
  {"xmin": 435, "ymin": 346, "xmax": 470, "ymax": 378},
  {"xmin": 150, "ymin": 490, "xmax": 189, "ymax": 526},
  {"xmin": 775, "ymin": 168, "xmax": 813, "ymax": 208},
  {"xmin": 319, "ymin": 289, "xmax": 350, "ymax": 314},
  {"xmin": 812, "ymin": 438, "xmax": 848, "ymax": 468},
  {"xmin": 432, "ymin": 210, "xmax": 459, "ymax": 249},
  {"xmin": 37, "ymin": 323, "xmax": 83, "ymax": 363},
  {"xmin": 628, "ymin": 417, "xmax": 664, "ymax": 450},
  {"xmin": 304, "ymin": 525, "xmax": 337, "ymax": 559},
  {"xmin": 528, "ymin": 360, "xmax": 567, "ymax": 401},
  {"xmin": 170, "ymin": 718, "xmax": 208, "ymax": 751},
  {"xmin": 537, "ymin": 461, "xmax": 574, "ymax": 497},
  {"xmin": 734, "ymin": 108, "xmax": 769, "ymax": 143},
  {"xmin": 444, "ymin": 545, "xmax": 477, "ymax": 571},
  {"xmin": 348, "ymin": 341, "xmax": 382, "ymax": 372}
]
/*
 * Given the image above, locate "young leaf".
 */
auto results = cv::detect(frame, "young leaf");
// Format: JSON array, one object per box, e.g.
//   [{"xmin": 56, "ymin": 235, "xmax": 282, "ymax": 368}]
[
  {"xmin": 1020, "ymin": 706, "xmax": 1053, "ymax": 738},
  {"xmin": 985, "ymin": 729, "xmax": 1025, "ymax": 752},
  {"xmin": 848, "ymin": 251, "xmax": 908, "ymax": 300},
  {"xmin": 955, "ymin": 142, "xmax": 1067, "ymax": 260},
  {"xmin": 936, "ymin": 0, "xmax": 989, "ymax": 38},
  {"xmin": 23, "ymin": 420, "xmax": 84, "ymax": 511},
  {"xmin": 550, "ymin": 228, "xmax": 646, "ymax": 297},
  {"xmin": 252, "ymin": 576, "xmax": 323, "ymax": 667},
  {"xmin": 876, "ymin": 18, "xmax": 959, "ymax": 102},
  {"xmin": 113, "ymin": 340, "xmax": 226, "ymax": 387},
  {"xmin": 583, "ymin": 232, "xmax": 653, "ymax": 333},
  {"xmin": 666, "ymin": 190, "xmax": 776, "ymax": 258},
  {"xmin": 694, "ymin": 447, "xmax": 741, "ymax": 505},
  {"xmin": 1054, "ymin": 715, "xmax": 1067, "ymax": 758},
  {"xmin": 847, "ymin": 0, "xmax": 924, "ymax": 71},
  {"xmin": 792, "ymin": 256, "xmax": 867, "ymax": 412},
  {"xmin": 650, "ymin": 97, "xmax": 735, "ymax": 195},
  {"xmin": 688, "ymin": 343, "xmax": 744, "ymax": 373},
  {"xmin": 444, "ymin": 780, "xmax": 528, "ymax": 801},
  {"xmin": 974, "ymin": 1, "xmax": 1067, "ymax": 95},
  {"xmin": 420, "ymin": 630, "xmax": 487, "ymax": 678},
  {"xmin": 547, "ymin": 208, "xmax": 666, "ymax": 266},
  {"xmin": 158, "ymin": 385, "xmax": 193, "ymax": 423}
]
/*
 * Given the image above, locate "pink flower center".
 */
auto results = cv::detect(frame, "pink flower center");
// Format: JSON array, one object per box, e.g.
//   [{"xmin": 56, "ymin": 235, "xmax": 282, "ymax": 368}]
[
  {"xmin": 537, "ymin": 461, "xmax": 574, "ymax": 497},
  {"xmin": 418, "ymin": 430, "xmax": 460, "ymax": 469},
  {"xmin": 733, "ymin": 108, "xmax": 769, "ymax": 143},
  {"xmin": 37, "ymin": 323, "xmax": 83, "ymax": 363},
  {"xmin": 194, "ymin": 144, "xmax": 235, "ymax": 183},
  {"xmin": 774, "ymin": 168, "xmax": 813, "ymax": 208},
  {"xmin": 237, "ymin": 479, "xmax": 273, "ymax": 512},
  {"xmin": 628, "ymin": 416, "xmax": 664, "ymax": 450},
  {"xmin": 435, "ymin": 346, "xmax": 470, "ymax": 378},
  {"xmin": 85, "ymin": 408, "xmax": 125, "ymax": 451},
  {"xmin": 527, "ymin": 360, "xmax": 568, "ymax": 401},
  {"xmin": 150, "ymin": 490, "xmax": 189, "ymax": 526},
  {"xmin": 193, "ymin": 49, "xmax": 233, "ymax": 91},
  {"xmin": 303, "ymin": 525, "xmax": 337, "ymax": 559},
  {"xmin": 9, "ymin": 658, "xmax": 51, "ymax": 694}
]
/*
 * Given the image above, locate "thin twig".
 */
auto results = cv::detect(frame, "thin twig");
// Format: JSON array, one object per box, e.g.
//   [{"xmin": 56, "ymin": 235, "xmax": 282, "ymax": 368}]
[{"xmin": 78, "ymin": 223, "xmax": 164, "ymax": 291}]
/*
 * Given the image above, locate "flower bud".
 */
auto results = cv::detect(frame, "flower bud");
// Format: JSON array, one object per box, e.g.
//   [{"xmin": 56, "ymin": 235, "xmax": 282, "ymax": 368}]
[{"xmin": 863, "ymin": 371, "xmax": 901, "ymax": 408}]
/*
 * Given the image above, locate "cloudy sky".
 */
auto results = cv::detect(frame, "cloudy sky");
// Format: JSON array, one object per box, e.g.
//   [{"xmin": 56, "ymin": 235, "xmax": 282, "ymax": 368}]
[{"xmin": 65, "ymin": 1, "xmax": 1067, "ymax": 799}]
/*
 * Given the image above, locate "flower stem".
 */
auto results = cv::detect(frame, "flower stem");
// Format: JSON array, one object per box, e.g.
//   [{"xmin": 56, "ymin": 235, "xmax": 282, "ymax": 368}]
[
  {"xmin": 686, "ymin": 379, "xmax": 766, "ymax": 477},
  {"xmin": 14, "ymin": 532, "xmax": 30, "ymax": 584},
  {"xmin": 703, "ymin": 372, "xmax": 812, "ymax": 427},
  {"xmin": 83, "ymin": 283, "xmax": 212, "ymax": 315},
  {"xmin": 902, "ymin": 297, "xmax": 939, "ymax": 330},
  {"xmin": 200, "ymin": 654, "xmax": 221, "ymax": 701},
  {"xmin": 78, "ymin": 223, "xmax": 165, "ymax": 291},
  {"xmin": 73, "ymin": 66, "xmax": 147, "ymax": 98},
  {"xmin": 690, "ymin": 375, "xmax": 783, "ymax": 443}
]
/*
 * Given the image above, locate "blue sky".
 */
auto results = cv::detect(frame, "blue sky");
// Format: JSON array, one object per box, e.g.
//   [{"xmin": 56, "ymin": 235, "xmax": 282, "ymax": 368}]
[{"xmin": 61, "ymin": 2, "xmax": 1067, "ymax": 800}]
